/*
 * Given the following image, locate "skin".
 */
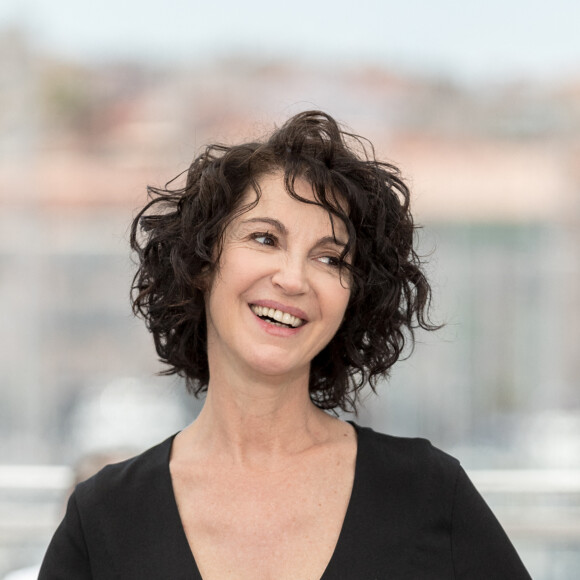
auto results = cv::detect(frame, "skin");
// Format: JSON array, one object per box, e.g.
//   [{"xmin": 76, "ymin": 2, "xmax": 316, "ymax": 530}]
[{"xmin": 170, "ymin": 172, "xmax": 358, "ymax": 580}]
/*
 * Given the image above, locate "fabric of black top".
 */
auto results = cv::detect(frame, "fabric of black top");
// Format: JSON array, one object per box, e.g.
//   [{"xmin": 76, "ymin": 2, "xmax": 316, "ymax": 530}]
[{"xmin": 39, "ymin": 423, "xmax": 531, "ymax": 579}]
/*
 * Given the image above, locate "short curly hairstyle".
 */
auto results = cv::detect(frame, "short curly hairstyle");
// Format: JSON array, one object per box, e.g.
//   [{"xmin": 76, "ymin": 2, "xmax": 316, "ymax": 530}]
[{"xmin": 130, "ymin": 110, "xmax": 438, "ymax": 412}]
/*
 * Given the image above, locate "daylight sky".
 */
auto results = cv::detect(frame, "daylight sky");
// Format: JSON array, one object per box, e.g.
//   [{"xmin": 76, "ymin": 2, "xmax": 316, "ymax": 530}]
[{"xmin": 1, "ymin": 0, "xmax": 580, "ymax": 83}]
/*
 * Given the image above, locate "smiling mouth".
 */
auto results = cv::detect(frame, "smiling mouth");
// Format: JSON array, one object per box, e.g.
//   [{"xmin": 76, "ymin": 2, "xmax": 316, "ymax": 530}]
[{"xmin": 250, "ymin": 304, "xmax": 306, "ymax": 328}]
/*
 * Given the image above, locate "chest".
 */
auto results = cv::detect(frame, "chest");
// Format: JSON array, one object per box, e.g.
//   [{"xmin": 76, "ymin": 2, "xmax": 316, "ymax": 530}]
[{"xmin": 170, "ymin": 452, "xmax": 355, "ymax": 580}]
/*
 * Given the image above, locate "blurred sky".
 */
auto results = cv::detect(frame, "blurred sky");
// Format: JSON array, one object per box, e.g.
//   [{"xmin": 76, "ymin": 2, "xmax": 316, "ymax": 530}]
[{"xmin": 1, "ymin": 0, "xmax": 579, "ymax": 83}]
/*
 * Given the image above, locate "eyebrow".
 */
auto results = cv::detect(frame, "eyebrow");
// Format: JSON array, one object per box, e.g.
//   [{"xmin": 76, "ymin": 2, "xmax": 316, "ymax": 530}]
[{"xmin": 240, "ymin": 217, "xmax": 348, "ymax": 248}]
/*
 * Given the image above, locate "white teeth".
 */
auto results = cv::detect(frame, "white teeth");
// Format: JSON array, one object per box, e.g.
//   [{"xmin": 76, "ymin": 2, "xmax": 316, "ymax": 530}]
[{"xmin": 250, "ymin": 305, "xmax": 304, "ymax": 328}]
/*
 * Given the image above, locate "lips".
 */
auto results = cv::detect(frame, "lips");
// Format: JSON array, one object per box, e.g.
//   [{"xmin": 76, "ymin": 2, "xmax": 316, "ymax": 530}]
[{"xmin": 250, "ymin": 304, "xmax": 305, "ymax": 328}]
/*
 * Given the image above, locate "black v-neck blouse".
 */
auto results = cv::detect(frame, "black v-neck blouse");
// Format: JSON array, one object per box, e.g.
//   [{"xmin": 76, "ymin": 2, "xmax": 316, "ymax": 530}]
[{"xmin": 39, "ymin": 423, "xmax": 531, "ymax": 579}]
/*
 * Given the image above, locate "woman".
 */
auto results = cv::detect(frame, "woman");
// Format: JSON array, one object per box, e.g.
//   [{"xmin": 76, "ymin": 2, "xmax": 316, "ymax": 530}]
[{"xmin": 40, "ymin": 111, "xmax": 531, "ymax": 579}]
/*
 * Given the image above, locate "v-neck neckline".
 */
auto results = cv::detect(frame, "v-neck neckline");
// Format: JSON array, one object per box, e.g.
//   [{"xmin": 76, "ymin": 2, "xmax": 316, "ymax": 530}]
[{"xmin": 162, "ymin": 421, "xmax": 364, "ymax": 580}]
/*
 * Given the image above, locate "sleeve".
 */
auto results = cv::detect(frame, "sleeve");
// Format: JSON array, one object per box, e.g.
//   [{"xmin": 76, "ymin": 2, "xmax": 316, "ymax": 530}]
[
  {"xmin": 38, "ymin": 491, "xmax": 93, "ymax": 580},
  {"xmin": 451, "ymin": 467, "xmax": 532, "ymax": 579}
]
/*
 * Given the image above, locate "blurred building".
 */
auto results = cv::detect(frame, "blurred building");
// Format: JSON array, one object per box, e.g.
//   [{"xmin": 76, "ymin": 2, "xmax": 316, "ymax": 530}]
[{"xmin": 1, "ymin": 29, "xmax": 580, "ymax": 466}]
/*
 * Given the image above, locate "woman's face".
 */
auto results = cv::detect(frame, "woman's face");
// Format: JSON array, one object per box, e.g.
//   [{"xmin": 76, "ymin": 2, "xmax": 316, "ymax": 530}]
[{"xmin": 204, "ymin": 172, "xmax": 351, "ymax": 383}]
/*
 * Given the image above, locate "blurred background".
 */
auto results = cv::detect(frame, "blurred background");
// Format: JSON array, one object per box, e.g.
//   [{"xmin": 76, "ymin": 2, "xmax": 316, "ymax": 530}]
[{"xmin": 1, "ymin": 0, "xmax": 579, "ymax": 577}]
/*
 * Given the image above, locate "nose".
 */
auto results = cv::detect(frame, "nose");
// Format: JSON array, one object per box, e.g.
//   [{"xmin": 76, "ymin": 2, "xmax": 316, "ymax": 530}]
[{"xmin": 271, "ymin": 255, "xmax": 310, "ymax": 295}]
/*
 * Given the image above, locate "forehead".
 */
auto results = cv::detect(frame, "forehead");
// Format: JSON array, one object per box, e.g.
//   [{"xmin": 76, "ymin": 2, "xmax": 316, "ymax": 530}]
[{"xmin": 237, "ymin": 172, "xmax": 348, "ymax": 237}]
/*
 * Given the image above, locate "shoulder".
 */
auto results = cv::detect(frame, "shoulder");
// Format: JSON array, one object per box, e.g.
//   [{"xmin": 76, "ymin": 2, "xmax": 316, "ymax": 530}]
[
  {"xmin": 41, "ymin": 434, "xmax": 189, "ymax": 578},
  {"xmin": 352, "ymin": 422, "xmax": 459, "ymax": 473},
  {"xmin": 74, "ymin": 434, "xmax": 176, "ymax": 515},
  {"xmin": 341, "ymin": 424, "xmax": 532, "ymax": 577},
  {"xmin": 350, "ymin": 422, "xmax": 461, "ymax": 504}
]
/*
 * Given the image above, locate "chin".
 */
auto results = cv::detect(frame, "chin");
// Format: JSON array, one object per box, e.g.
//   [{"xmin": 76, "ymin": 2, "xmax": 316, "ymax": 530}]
[{"xmin": 245, "ymin": 353, "xmax": 308, "ymax": 383}]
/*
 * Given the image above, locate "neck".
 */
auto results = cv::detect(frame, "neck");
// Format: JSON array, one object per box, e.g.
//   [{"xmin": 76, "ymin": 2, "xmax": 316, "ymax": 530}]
[{"xmin": 181, "ymin": 370, "xmax": 335, "ymax": 469}]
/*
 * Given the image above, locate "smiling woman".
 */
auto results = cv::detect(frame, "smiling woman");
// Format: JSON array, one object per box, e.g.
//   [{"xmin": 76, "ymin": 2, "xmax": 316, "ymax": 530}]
[
  {"xmin": 127, "ymin": 110, "xmax": 432, "ymax": 412},
  {"xmin": 204, "ymin": 172, "xmax": 352, "ymax": 385},
  {"xmin": 39, "ymin": 111, "xmax": 531, "ymax": 579}
]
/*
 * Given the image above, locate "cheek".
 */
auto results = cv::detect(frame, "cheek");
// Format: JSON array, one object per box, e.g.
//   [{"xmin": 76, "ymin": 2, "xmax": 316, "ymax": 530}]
[
  {"xmin": 324, "ymin": 284, "xmax": 351, "ymax": 326},
  {"xmin": 207, "ymin": 250, "xmax": 271, "ymax": 308}
]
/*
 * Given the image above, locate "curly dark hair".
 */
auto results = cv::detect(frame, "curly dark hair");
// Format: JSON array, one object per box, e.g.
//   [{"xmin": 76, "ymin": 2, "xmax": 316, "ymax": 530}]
[{"xmin": 130, "ymin": 110, "xmax": 438, "ymax": 412}]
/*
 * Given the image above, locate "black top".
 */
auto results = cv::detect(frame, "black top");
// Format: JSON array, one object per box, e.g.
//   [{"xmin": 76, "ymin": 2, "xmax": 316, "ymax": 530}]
[{"xmin": 39, "ymin": 423, "xmax": 531, "ymax": 579}]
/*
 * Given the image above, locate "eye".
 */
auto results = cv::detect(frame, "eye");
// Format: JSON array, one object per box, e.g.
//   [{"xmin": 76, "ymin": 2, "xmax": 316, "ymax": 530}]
[
  {"xmin": 251, "ymin": 232, "xmax": 277, "ymax": 246},
  {"xmin": 317, "ymin": 255, "xmax": 342, "ymax": 267}
]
